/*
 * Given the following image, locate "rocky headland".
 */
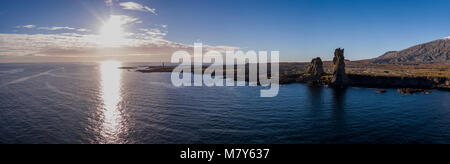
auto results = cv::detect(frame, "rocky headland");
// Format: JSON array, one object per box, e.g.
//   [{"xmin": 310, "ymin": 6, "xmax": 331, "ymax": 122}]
[
  {"xmin": 120, "ymin": 48, "xmax": 450, "ymax": 92},
  {"xmin": 281, "ymin": 48, "xmax": 449, "ymax": 92}
]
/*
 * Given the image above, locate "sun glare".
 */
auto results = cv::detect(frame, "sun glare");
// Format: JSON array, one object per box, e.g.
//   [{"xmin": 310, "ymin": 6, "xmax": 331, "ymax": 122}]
[
  {"xmin": 99, "ymin": 16, "xmax": 127, "ymax": 47},
  {"xmin": 99, "ymin": 61, "xmax": 124, "ymax": 143}
]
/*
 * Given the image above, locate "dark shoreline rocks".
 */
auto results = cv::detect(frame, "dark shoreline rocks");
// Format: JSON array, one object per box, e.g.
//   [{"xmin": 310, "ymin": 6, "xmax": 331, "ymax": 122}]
[
  {"xmin": 376, "ymin": 89, "xmax": 387, "ymax": 93},
  {"xmin": 397, "ymin": 88, "xmax": 432, "ymax": 95},
  {"xmin": 347, "ymin": 74, "xmax": 449, "ymax": 90},
  {"xmin": 284, "ymin": 73, "xmax": 449, "ymax": 90},
  {"xmin": 135, "ymin": 66, "xmax": 175, "ymax": 73}
]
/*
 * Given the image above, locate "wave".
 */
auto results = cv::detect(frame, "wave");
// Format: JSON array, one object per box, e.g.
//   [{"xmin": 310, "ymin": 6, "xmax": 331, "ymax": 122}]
[
  {"xmin": 0, "ymin": 68, "xmax": 25, "ymax": 75},
  {"xmin": 151, "ymin": 82, "xmax": 175, "ymax": 88},
  {"xmin": 45, "ymin": 82, "xmax": 79, "ymax": 98},
  {"xmin": 46, "ymin": 72, "xmax": 74, "ymax": 79}
]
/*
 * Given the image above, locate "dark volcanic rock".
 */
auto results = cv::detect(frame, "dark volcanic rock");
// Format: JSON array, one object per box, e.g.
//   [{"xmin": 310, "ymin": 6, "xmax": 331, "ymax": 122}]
[
  {"xmin": 376, "ymin": 89, "xmax": 387, "ymax": 93},
  {"xmin": 397, "ymin": 88, "xmax": 432, "ymax": 95},
  {"xmin": 331, "ymin": 48, "xmax": 350, "ymax": 87},
  {"xmin": 305, "ymin": 57, "xmax": 325, "ymax": 86},
  {"xmin": 118, "ymin": 67, "xmax": 138, "ymax": 70},
  {"xmin": 136, "ymin": 66, "xmax": 175, "ymax": 73},
  {"xmin": 306, "ymin": 57, "xmax": 324, "ymax": 78},
  {"xmin": 348, "ymin": 74, "xmax": 449, "ymax": 89}
]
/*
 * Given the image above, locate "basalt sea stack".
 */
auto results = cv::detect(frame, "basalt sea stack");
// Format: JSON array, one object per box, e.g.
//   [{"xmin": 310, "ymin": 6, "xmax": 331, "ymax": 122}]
[
  {"xmin": 331, "ymin": 48, "xmax": 349, "ymax": 87},
  {"xmin": 305, "ymin": 57, "xmax": 325, "ymax": 86},
  {"xmin": 306, "ymin": 57, "xmax": 324, "ymax": 78}
]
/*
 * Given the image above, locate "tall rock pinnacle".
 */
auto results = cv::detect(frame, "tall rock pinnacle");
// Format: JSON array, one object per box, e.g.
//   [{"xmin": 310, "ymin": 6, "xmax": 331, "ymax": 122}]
[{"xmin": 331, "ymin": 48, "xmax": 349, "ymax": 87}]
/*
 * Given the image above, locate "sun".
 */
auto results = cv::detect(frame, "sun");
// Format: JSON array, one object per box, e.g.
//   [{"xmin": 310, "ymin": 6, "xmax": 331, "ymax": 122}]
[{"xmin": 99, "ymin": 16, "xmax": 127, "ymax": 47}]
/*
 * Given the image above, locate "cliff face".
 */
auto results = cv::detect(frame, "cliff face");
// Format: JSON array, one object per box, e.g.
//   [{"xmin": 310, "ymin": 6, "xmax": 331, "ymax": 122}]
[{"xmin": 372, "ymin": 38, "xmax": 450, "ymax": 64}]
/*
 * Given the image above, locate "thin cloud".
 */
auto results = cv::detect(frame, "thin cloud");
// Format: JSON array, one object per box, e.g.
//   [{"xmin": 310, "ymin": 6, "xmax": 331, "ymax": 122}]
[
  {"xmin": 109, "ymin": 15, "xmax": 140, "ymax": 25},
  {"xmin": 16, "ymin": 25, "xmax": 36, "ymax": 29},
  {"xmin": 105, "ymin": 0, "xmax": 114, "ymax": 6},
  {"xmin": 38, "ymin": 26, "xmax": 76, "ymax": 31},
  {"xmin": 139, "ymin": 28, "xmax": 167, "ymax": 38},
  {"xmin": 77, "ymin": 28, "xmax": 90, "ymax": 32},
  {"xmin": 119, "ymin": 2, "xmax": 157, "ymax": 14},
  {"xmin": 37, "ymin": 26, "xmax": 90, "ymax": 32}
]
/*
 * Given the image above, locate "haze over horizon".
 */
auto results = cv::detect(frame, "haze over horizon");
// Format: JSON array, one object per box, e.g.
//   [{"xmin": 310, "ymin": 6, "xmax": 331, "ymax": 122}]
[{"xmin": 1, "ymin": 0, "xmax": 450, "ymax": 63}]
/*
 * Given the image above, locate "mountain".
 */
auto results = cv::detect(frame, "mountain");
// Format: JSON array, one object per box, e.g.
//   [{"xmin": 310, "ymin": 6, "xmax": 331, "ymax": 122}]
[{"xmin": 371, "ymin": 37, "xmax": 450, "ymax": 64}]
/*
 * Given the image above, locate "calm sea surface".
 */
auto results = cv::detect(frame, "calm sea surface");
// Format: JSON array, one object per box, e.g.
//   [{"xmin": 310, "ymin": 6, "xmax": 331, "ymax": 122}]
[{"xmin": 0, "ymin": 62, "xmax": 449, "ymax": 144}]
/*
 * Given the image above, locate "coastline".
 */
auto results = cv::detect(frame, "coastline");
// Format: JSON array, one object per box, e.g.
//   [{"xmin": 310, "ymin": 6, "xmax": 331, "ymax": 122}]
[{"xmin": 119, "ymin": 64, "xmax": 450, "ymax": 91}]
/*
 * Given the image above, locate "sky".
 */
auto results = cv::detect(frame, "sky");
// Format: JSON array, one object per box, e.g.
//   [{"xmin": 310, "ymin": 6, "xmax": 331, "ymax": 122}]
[{"xmin": 0, "ymin": 0, "xmax": 450, "ymax": 63}]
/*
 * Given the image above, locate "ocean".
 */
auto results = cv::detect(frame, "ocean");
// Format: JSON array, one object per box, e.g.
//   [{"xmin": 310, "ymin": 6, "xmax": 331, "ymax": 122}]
[{"xmin": 0, "ymin": 62, "xmax": 449, "ymax": 144}]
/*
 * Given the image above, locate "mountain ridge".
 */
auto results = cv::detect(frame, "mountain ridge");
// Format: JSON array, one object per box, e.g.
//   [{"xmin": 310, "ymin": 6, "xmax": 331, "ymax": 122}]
[{"xmin": 371, "ymin": 37, "xmax": 450, "ymax": 64}]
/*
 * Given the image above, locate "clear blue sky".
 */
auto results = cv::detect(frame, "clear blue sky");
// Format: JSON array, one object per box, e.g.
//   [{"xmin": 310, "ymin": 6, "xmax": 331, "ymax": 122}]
[{"xmin": 1, "ymin": 0, "xmax": 450, "ymax": 62}]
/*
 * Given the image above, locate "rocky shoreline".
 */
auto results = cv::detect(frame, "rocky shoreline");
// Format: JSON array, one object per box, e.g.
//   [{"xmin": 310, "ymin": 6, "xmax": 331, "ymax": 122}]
[
  {"xmin": 120, "ymin": 48, "xmax": 450, "ymax": 93},
  {"xmin": 280, "ymin": 73, "xmax": 449, "ymax": 89}
]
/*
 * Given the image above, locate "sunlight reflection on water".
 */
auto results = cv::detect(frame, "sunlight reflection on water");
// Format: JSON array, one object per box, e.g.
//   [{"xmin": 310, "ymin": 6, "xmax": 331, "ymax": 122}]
[{"xmin": 99, "ymin": 61, "xmax": 124, "ymax": 144}]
